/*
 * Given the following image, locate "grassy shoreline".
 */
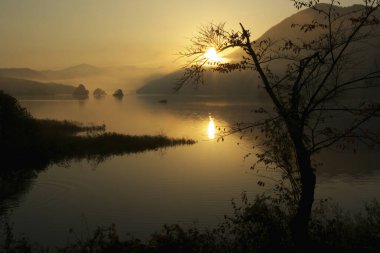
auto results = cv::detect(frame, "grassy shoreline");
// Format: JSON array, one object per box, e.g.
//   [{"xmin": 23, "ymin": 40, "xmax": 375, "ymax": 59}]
[{"xmin": 0, "ymin": 91, "xmax": 195, "ymax": 173}]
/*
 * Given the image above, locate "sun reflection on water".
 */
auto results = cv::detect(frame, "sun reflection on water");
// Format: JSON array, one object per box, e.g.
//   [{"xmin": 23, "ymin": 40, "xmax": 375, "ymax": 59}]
[{"xmin": 208, "ymin": 115, "xmax": 216, "ymax": 140}]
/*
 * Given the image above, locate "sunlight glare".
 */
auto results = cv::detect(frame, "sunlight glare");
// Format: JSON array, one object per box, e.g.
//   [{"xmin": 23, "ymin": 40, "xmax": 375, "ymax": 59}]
[
  {"xmin": 208, "ymin": 115, "xmax": 216, "ymax": 139},
  {"xmin": 204, "ymin": 48, "xmax": 223, "ymax": 63}
]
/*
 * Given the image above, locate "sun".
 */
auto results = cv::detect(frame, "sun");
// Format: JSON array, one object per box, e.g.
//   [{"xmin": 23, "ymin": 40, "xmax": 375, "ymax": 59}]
[{"xmin": 203, "ymin": 48, "xmax": 223, "ymax": 63}]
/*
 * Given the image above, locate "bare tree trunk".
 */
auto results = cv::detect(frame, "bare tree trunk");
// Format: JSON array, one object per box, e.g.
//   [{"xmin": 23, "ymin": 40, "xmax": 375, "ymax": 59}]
[{"xmin": 292, "ymin": 137, "xmax": 316, "ymax": 252}]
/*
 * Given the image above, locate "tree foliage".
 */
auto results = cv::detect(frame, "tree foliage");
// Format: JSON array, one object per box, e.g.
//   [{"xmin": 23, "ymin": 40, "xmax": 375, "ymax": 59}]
[
  {"xmin": 0, "ymin": 91, "xmax": 35, "ymax": 141},
  {"xmin": 72, "ymin": 84, "xmax": 89, "ymax": 99}
]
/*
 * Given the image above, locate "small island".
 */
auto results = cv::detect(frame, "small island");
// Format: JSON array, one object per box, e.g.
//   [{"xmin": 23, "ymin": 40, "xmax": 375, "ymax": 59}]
[
  {"xmin": 93, "ymin": 88, "xmax": 107, "ymax": 98},
  {"xmin": 113, "ymin": 89, "xmax": 124, "ymax": 98},
  {"xmin": 72, "ymin": 84, "xmax": 89, "ymax": 99}
]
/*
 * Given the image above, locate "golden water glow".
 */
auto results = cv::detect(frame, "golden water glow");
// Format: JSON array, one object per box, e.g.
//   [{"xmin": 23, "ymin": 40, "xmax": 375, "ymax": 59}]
[
  {"xmin": 208, "ymin": 116, "xmax": 216, "ymax": 139},
  {"xmin": 204, "ymin": 48, "xmax": 223, "ymax": 63}
]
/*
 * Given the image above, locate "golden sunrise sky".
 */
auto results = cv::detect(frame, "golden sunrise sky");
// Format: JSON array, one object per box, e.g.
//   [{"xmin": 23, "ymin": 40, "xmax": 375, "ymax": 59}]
[{"xmin": 0, "ymin": 0, "xmax": 360, "ymax": 70}]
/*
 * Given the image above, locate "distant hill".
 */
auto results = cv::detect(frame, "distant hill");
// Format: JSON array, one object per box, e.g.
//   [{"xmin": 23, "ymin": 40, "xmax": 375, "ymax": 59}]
[
  {"xmin": 0, "ymin": 64, "xmax": 166, "ymax": 94},
  {"xmin": 0, "ymin": 68, "xmax": 47, "ymax": 80},
  {"xmin": 0, "ymin": 64, "xmax": 105, "ymax": 81},
  {"xmin": 0, "ymin": 76, "xmax": 75, "ymax": 97},
  {"xmin": 137, "ymin": 4, "xmax": 380, "ymax": 97},
  {"xmin": 41, "ymin": 64, "xmax": 105, "ymax": 80},
  {"xmin": 0, "ymin": 64, "xmax": 100, "ymax": 79}
]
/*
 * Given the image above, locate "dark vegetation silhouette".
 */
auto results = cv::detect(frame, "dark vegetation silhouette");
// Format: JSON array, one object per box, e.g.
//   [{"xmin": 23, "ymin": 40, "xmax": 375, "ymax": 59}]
[
  {"xmin": 93, "ymin": 88, "xmax": 107, "ymax": 98},
  {"xmin": 177, "ymin": 0, "xmax": 380, "ymax": 250},
  {"xmin": 72, "ymin": 84, "xmax": 90, "ymax": 99},
  {"xmin": 2, "ymin": 192, "xmax": 380, "ymax": 252},
  {"xmin": 113, "ymin": 89, "xmax": 124, "ymax": 98}
]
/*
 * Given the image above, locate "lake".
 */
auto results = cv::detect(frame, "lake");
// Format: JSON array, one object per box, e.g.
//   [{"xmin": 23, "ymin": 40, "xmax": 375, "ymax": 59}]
[{"xmin": 2, "ymin": 94, "xmax": 380, "ymax": 246}]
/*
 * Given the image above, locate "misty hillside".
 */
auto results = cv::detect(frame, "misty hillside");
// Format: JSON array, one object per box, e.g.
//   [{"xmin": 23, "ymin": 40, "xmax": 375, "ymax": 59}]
[
  {"xmin": 137, "ymin": 69, "xmax": 269, "ymax": 101},
  {"xmin": 0, "ymin": 64, "xmax": 103, "ymax": 81},
  {"xmin": 0, "ymin": 76, "xmax": 75, "ymax": 97},
  {"xmin": 41, "ymin": 64, "xmax": 106, "ymax": 80},
  {"xmin": 138, "ymin": 4, "xmax": 380, "ymax": 97},
  {"xmin": 0, "ymin": 64, "xmax": 168, "ymax": 94},
  {"xmin": 0, "ymin": 68, "xmax": 47, "ymax": 80}
]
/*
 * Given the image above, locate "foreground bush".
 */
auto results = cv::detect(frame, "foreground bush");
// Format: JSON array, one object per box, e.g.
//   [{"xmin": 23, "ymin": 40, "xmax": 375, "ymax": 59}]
[{"xmin": 1, "ymin": 193, "xmax": 379, "ymax": 253}]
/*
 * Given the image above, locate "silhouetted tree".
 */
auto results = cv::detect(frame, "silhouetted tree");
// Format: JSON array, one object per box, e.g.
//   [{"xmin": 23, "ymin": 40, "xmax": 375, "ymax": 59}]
[
  {"xmin": 178, "ymin": 0, "xmax": 380, "ymax": 250},
  {"xmin": 93, "ymin": 88, "xmax": 107, "ymax": 98},
  {"xmin": 0, "ymin": 91, "xmax": 34, "ymax": 140},
  {"xmin": 113, "ymin": 89, "xmax": 124, "ymax": 98},
  {"xmin": 72, "ymin": 84, "xmax": 89, "ymax": 99}
]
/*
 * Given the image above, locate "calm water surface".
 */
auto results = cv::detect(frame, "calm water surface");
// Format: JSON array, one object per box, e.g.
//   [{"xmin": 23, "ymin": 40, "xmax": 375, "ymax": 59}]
[{"xmin": 3, "ymin": 95, "xmax": 379, "ymax": 246}]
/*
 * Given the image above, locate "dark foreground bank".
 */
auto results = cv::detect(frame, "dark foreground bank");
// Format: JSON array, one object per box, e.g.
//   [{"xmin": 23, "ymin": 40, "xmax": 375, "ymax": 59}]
[{"xmin": 1, "ymin": 193, "xmax": 379, "ymax": 253}]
